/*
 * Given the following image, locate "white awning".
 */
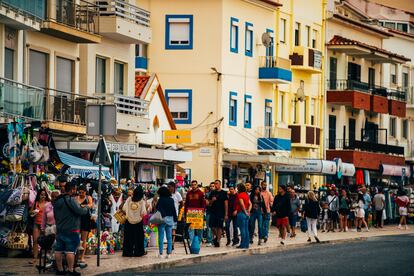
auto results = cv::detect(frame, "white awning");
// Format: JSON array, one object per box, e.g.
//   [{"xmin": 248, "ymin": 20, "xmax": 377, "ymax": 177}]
[
  {"xmin": 379, "ymin": 164, "xmax": 410, "ymax": 177},
  {"xmin": 275, "ymin": 159, "xmax": 337, "ymax": 175},
  {"xmin": 222, "ymin": 154, "xmax": 306, "ymax": 166},
  {"xmin": 342, "ymin": 162, "xmax": 355, "ymax": 177}
]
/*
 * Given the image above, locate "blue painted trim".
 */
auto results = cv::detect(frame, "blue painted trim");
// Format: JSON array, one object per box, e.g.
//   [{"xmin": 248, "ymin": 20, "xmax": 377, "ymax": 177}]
[
  {"xmin": 245, "ymin": 22, "xmax": 253, "ymax": 57},
  {"xmin": 265, "ymin": 28, "xmax": 274, "ymax": 57},
  {"xmin": 230, "ymin": 17, "xmax": 239, "ymax": 53},
  {"xmin": 135, "ymin": 56, "xmax": 148, "ymax": 70},
  {"xmin": 229, "ymin": 91, "xmax": 238, "ymax": 126},
  {"xmin": 265, "ymin": 99, "xmax": 272, "ymax": 127},
  {"xmin": 165, "ymin": 15, "xmax": 193, "ymax": 50},
  {"xmin": 165, "ymin": 89, "xmax": 192, "ymax": 124},
  {"xmin": 259, "ymin": 67, "xmax": 292, "ymax": 82},
  {"xmin": 257, "ymin": 138, "xmax": 291, "ymax": 151},
  {"xmin": 244, "ymin": 94, "xmax": 252, "ymax": 129}
]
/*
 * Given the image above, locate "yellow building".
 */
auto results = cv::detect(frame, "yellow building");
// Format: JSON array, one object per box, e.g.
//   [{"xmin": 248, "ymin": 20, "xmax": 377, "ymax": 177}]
[
  {"xmin": 273, "ymin": 0, "xmax": 327, "ymax": 190},
  {"xmin": 147, "ymin": 0, "xmax": 300, "ymax": 189}
]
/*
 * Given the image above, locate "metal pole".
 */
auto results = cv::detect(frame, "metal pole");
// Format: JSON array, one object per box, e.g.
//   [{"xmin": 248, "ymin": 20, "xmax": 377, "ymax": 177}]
[{"xmin": 97, "ymin": 104, "xmax": 103, "ymax": 267}]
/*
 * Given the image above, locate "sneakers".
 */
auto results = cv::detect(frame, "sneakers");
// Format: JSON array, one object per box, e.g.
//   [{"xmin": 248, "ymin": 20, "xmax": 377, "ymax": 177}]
[
  {"xmin": 166, "ymin": 254, "xmax": 171, "ymax": 259},
  {"xmin": 398, "ymin": 224, "xmax": 402, "ymax": 229},
  {"xmin": 206, "ymin": 243, "xmax": 213, "ymax": 247},
  {"xmin": 365, "ymin": 228, "xmax": 369, "ymax": 232},
  {"xmin": 280, "ymin": 241, "xmax": 285, "ymax": 245},
  {"xmin": 68, "ymin": 271, "xmax": 81, "ymax": 276},
  {"xmin": 157, "ymin": 253, "xmax": 165, "ymax": 259},
  {"xmin": 226, "ymin": 240, "xmax": 231, "ymax": 246},
  {"xmin": 214, "ymin": 241, "xmax": 220, "ymax": 247},
  {"xmin": 258, "ymin": 239, "xmax": 262, "ymax": 246},
  {"xmin": 263, "ymin": 237, "xmax": 268, "ymax": 243},
  {"xmin": 315, "ymin": 237, "xmax": 320, "ymax": 243}
]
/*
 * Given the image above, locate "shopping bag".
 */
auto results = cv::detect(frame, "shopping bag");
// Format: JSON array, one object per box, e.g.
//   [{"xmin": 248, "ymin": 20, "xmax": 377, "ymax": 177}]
[
  {"xmin": 5, "ymin": 205, "xmax": 25, "ymax": 222},
  {"xmin": 148, "ymin": 211, "xmax": 165, "ymax": 225},
  {"xmin": 300, "ymin": 219, "xmax": 308, "ymax": 233},
  {"xmin": 6, "ymin": 224, "xmax": 29, "ymax": 250},
  {"xmin": 113, "ymin": 209, "xmax": 126, "ymax": 225}
]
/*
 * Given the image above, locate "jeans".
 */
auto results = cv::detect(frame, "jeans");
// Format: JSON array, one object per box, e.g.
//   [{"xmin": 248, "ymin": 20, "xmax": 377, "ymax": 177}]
[
  {"xmin": 306, "ymin": 217, "xmax": 318, "ymax": 238},
  {"xmin": 189, "ymin": 228, "xmax": 203, "ymax": 244},
  {"xmin": 375, "ymin": 209, "xmax": 383, "ymax": 227},
  {"xmin": 225, "ymin": 216, "xmax": 239, "ymax": 243},
  {"xmin": 261, "ymin": 213, "xmax": 270, "ymax": 239},
  {"xmin": 249, "ymin": 209, "xmax": 263, "ymax": 240},
  {"xmin": 158, "ymin": 216, "xmax": 174, "ymax": 255},
  {"xmin": 204, "ymin": 213, "xmax": 213, "ymax": 243},
  {"xmin": 237, "ymin": 212, "xmax": 250, "ymax": 249}
]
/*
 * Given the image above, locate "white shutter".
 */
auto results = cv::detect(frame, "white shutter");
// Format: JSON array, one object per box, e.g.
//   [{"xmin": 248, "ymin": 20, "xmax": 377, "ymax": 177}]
[
  {"xmin": 56, "ymin": 57, "xmax": 73, "ymax": 93},
  {"xmin": 231, "ymin": 25, "xmax": 237, "ymax": 49},
  {"xmin": 244, "ymin": 103, "xmax": 250, "ymax": 120},
  {"xmin": 169, "ymin": 97, "xmax": 188, "ymax": 112},
  {"xmin": 170, "ymin": 22, "xmax": 190, "ymax": 44},
  {"xmin": 29, "ymin": 50, "xmax": 48, "ymax": 88},
  {"xmin": 246, "ymin": 30, "xmax": 252, "ymax": 51}
]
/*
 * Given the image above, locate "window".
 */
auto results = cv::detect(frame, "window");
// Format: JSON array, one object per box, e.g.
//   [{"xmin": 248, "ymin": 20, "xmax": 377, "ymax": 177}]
[
  {"xmin": 56, "ymin": 57, "xmax": 74, "ymax": 93},
  {"xmin": 278, "ymin": 93, "xmax": 284, "ymax": 123},
  {"xmin": 303, "ymin": 98, "xmax": 307, "ymax": 124},
  {"xmin": 230, "ymin": 17, "xmax": 239, "ymax": 53},
  {"xmin": 312, "ymin": 29, "xmax": 318, "ymax": 48},
  {"xmin": 397, "ymin": 23, "xmax": 408, "ymax": 32},
  {"xmin": 245, "ymin": 22, "xmax": 253, "ymax": 57},
  {"xmin": 391, "ymin": 64, "xmax": 397, "ymax": 84},
  {"xmin": 96, "ymin": 57, "xmax": 106, "ymax": 93},
  {"xmin": 310, "ymin": 98, "xmax": 315, "ymax": 125},
  {"xmin": 244, "ymin": 95, "xmax": 252, "ymax": 128},
  {"xmin": 229, "ymin": 92, "xmax": 238, "ymax": 126},
  {"xmin": 165, "ymin": 89, "xmax": 192, "ymax": 124},
  {"xmin": 402, "ymin": 120, "xmax": 408, "ymax": 139},
  {"xmin": 294, "ymin": 22, "xmax": 300, "ymax": 46},
  {"xmin": 4, "ymin": 48, "xmax": 14, "ymax": 80},
  {"xmin": 29, "ymin": 50, "xmax": 48, "ymax": 88},
  {"xmin": 265, "ymin": 29, "xmax": 274, "ymax": 58},
  {"xmin": 165, "ymin": 15, "xmax": 193, "ymax": 50},
  {"xmin": 390, "ymin": 117, "xmax": 396, "ymax": 137},
  {"xmin": 384, "ymin": 21, "xmax": 395, "ymax": 29},
  {"xmin": 304, "ymin": 26, "xmax": 310, "ymax": 47},
  {"xmin": 280, "ymin": 18, "xmax": 286, "ymax": 43},
  {"xmin": 265, "ymin": 99, "xmax": 272, "ymax": 136},
  {"xmin": 114, "ymin": 62, "xmax": 124, "ymax": 95}
]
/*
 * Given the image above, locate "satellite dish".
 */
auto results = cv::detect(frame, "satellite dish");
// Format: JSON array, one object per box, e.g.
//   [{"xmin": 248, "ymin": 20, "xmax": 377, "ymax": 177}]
[
  {"xmin": 296, "ymin": 80, "xmax": 305, "ymax": 102},
  {"xmin": 261, "ymin": 32, "xmax": 272, "ymax": 48}
]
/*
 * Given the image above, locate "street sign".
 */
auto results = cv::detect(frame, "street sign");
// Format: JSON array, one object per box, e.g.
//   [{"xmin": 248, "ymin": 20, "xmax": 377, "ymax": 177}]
[
  {"xmin": 87, "ymin": 104, "xmax": 117, "ymax": 136},
  {"xmin": 93, "ymin": 138, "xmax": 112, "ymax": 166}
]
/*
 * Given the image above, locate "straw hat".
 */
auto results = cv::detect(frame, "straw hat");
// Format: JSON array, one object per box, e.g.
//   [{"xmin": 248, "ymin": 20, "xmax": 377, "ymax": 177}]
[{"xmin": 110, "ymin": 177, "xmax": 118, "ymax": 184}]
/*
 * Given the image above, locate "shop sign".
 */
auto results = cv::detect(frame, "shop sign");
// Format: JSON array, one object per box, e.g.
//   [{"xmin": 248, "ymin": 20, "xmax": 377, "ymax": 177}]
[
  {"xmin": 199, "ymin": 147, "xmax": 212, "ymax": 157},
  {"xmin": 106, "ymin": 142, "xmax": 137, "ymax": 154},
  {"xmin": 163, "ymin": 130, "xmax": 192, "ymax": 144},
  {"xmin": 186, "ymin": 208, "xmax": 204, "ymax": 229},
  {"xmin": 275, "ymin": 159, "xmax": 336, "ymax": 175}
]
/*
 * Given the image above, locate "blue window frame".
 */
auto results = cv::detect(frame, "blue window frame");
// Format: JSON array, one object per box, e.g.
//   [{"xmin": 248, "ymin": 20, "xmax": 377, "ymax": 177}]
[
  {"xmin": 265, "ymin": 28, "xmax": 274, "ymax": 57},
  {"xmin": 230, "ymin": 17, "xmax": 239, "ymax": 53},
  {"xmin": 165, "ymin": 15, "xmax": 193, "ymax": 50},
  {"xmin": 244, "ymin": 95, "xmax": 252, "ymax": 128},
  {"xmin": 245, "ymin": 22, "xmax": 253, "ymax": 57},
  {"xmin": 165, "ymin": 89, "xmax": 192, "ymax": 124},
  {"xmin": 229, "ymin": 92, "xmax": 238, "ymax": 126}
]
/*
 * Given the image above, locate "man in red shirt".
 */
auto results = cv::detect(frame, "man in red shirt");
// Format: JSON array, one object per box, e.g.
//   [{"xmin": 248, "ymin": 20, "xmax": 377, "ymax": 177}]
[{"xmin": 185, "ymin": 180, "xmax": 206, "ymax": 241}]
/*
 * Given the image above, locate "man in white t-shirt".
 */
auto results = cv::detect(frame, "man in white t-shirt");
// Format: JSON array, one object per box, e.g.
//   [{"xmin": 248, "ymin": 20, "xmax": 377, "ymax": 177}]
[
  {"xmin": 168, "ymin": 182, "xmax": 183, "ymax": 249},
  {"xmin": 372, "ymin": 189, "xmax": 385, "ymax": 228}
]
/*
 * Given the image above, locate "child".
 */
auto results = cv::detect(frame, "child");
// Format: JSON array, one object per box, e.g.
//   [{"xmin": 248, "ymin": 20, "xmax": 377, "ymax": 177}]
[{"xmin": 319, "ymin": 202, "xmax": 329, "ymax": 232}]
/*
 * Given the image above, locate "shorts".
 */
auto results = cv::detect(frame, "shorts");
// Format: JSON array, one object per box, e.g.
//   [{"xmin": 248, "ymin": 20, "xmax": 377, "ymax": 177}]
[
  {"xmin": 276, "ymin": 217, "xmax": 289, "ymax": 228},
  {"xmin": 339, "ymin": 208, "xmax": 350, "ymax": 216},
  {"xmin": 328, "ymin": 210, "xmax": 339, "ymax": 222},
  {"xmin": 399, "ymin": 207, "xmax": 408, "ymax": 216},
  {"xmin": 54, "ymin": 232, "xmax": 80, "ymax": 254},
  {"xmin": 172, "ymin": 222, "xmax": 177, "ymax": 230},
  {"xmin": 356, "ymin": 208, "xmax": 365, "ymax": 218},
  {"xmin": 209, "ymin": 213, "xmax": 225, "ymax": 229},
  {"xmin": 288, "ymin": 214, "xmax": 298, "ymax": 227}
]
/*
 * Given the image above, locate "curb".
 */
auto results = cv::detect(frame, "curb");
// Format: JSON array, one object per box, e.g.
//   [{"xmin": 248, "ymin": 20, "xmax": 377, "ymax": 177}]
[{"xmin": 97, "ymin": 236, "xmax": 369, "ymax": 275}]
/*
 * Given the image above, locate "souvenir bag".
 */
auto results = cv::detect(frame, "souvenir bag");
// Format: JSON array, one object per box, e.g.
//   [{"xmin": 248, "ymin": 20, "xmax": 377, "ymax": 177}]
[
  {"xmin": 148, "ymin": 211, "xmax": 165, "ymax": 225},
  {"xmin": 5, "ymin": 204, "xmax": 26, "ymax": 222},
  {"xmin": 113, "ymin": 209, "xmax": 126, "ymax": 225},
  {"xmin": 29, "ymin": 137, "xmax": 43, "ymax": 163},
  {"xmin": 6, "ymin": 175, "xmax": 24, "ymax": 206},
  {"xmin": 6, "ymin": 224, "xmax": 29, "ymax": 250}
]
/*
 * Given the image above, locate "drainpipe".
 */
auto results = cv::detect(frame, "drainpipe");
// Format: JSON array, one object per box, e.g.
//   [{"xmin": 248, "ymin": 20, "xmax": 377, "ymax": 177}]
[
  {"xmin": 22, "ymin": 30, "xmax": 26, "ymax": 83},
  {"xmin": 321, "ymin": 0, "xmax": 327, "ymax": 161}
]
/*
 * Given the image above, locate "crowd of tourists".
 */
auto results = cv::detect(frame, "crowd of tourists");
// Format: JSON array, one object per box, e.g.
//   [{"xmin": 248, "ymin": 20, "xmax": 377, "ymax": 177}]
[{"xmin": 25, "ymin": 176, "xmax": 411, "ymax": 275}]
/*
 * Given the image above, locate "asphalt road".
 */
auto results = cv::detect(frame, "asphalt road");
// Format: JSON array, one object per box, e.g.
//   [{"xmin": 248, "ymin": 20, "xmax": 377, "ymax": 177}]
[{"xmin": 101, "ymin": 234, "xmax": 414, "ymax": 276}]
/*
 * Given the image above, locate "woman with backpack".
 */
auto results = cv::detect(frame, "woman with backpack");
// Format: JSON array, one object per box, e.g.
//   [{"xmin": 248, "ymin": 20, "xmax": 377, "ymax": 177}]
[{"xmin": 303, "ymin": 191, "xmax": 320, "ymax": 243}]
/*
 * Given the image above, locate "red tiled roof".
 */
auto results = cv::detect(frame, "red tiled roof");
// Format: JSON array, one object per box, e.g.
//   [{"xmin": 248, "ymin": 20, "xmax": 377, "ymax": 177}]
[
  {"xmin": 135, "ymin": 75, "xmax": 150, "ymax": 98},
  {"xmin": 327, "ymin": 35, "xmax": 411, "ymax": 62}
]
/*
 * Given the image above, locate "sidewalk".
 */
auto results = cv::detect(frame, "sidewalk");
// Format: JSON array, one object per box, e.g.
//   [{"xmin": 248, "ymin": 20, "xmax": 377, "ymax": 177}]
[{"xmin": 0, "ymin": 225, "xmax": 412, "ymax": 275}]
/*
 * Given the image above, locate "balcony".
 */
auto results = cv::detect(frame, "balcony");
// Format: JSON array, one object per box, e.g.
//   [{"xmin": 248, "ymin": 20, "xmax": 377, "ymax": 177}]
[
  {"xmin": 41, "ymin": 0, "xmax": 101, "ymax": 43},
  {"xmin": 388, "ymin": 88, "xmax": 406, "ymax": 117},
  {"xmin": 95, "ymin": 94, "xmax": 150, "ymax": 134},
  {"xmin": 44, "ymin": 89, "xmax": 98, "ymax": 134},
  {"xmin": 0, "ymin": 77, "xmax": 44, "ymax": 120},
  {"xmin": 326, "ymin": 139, "xmax": 405, "ymax": 170},
  {"xmin": 289, "ymin": 46, "xmax": 322, "ymax": 74},
  {"xmin": 257, "ymin": 126, "xmax": 291, "ymax": 151},
  {"xmin": 258, "ymin": 56, "xmax": 292, "ymax": 83},
  {"xmin": 135, "ymin": 56, "xmax": 148, "ymax": 72},
  {"xmin": 96, "ymin": 0, "xmax": 151, "ymax": 44},
  {"xmin": 288, "ymin": 124, "xmax": 320, "ymax": 148},
  {"xmin": 406, "ymin": 87, "xmax": 414, "ymax": 107},
  {"xmin": 0, "ymin": 0, "xmax": 45, "ymax": 30}
]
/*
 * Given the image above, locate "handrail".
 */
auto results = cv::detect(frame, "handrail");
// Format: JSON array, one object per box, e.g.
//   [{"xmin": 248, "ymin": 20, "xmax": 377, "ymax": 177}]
[
  {"xmin": 326, "ymin": 138, "xmax": 404, "ymax": 155},
  {"xmin": 94, "ymin": 94, "xmax": 149, "ymax": 117},
  {"xmin": 259, "ymin": 56, "xmax": 291, "ymax": 70},
  {"xmin": 96, "ymin": 0, "xmax": 150, "ymax": 27}
]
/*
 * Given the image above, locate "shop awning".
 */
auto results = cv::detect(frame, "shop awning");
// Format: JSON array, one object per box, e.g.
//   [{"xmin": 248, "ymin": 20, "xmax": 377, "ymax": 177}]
[
  {"xmin": 342, "ymin": 162, "xmax": 355, "ymax": 177},
  {"xmin": 379, "ymin": 164, "xmax": 410, "ymax": 177},
  {"xmin": 222, "ymin": 154, "xmax": 307, "ymax": 166},
  {"xmin": 57, "ymin": 151, "xmax": 111, "ymax": 178},
  {"xmin": 275, "ymin": 159, "xmax": 337, "ymax": 175}
]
